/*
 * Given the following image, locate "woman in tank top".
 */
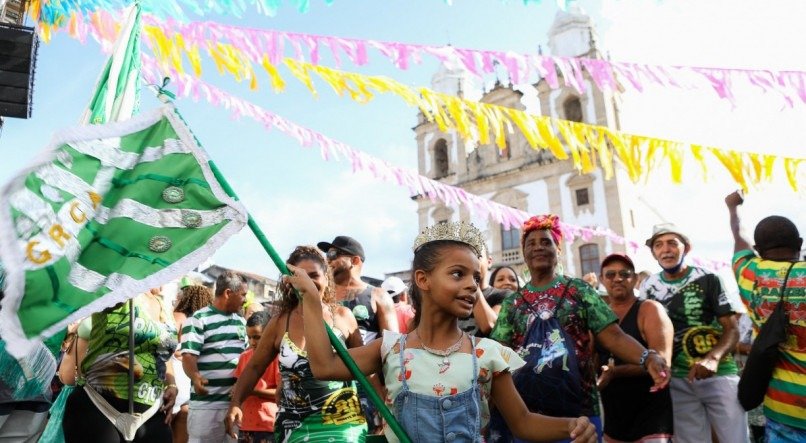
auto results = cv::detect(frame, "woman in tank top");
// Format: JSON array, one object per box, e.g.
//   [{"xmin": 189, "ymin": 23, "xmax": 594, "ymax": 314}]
[{"xmin": 226, "ymin": 246, "xmax": 367, "ymax": 442}]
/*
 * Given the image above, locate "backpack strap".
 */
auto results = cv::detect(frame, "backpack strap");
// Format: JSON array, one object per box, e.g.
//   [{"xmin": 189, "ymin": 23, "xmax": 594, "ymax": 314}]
[{"xmin": 776, "ymin": 262, "xmax": 797, "ymax": 315}]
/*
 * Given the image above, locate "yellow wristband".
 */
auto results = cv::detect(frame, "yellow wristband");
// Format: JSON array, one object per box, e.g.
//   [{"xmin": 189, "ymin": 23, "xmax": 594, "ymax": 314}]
[{"xmin": 163, "ymin": 383, "xmax": 178, "ymax": 391}]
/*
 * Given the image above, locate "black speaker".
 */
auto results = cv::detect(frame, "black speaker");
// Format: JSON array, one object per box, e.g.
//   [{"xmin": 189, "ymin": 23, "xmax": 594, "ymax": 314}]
[{"xmin": 0, "ymin": 22, "xmax": 37, "ymax": 119}]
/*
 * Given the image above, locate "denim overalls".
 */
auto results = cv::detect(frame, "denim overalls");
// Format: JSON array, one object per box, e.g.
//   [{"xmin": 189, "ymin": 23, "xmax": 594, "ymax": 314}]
[{"xmin": 393, "ymin": 333, "xmax": 481, "ymax": 442}]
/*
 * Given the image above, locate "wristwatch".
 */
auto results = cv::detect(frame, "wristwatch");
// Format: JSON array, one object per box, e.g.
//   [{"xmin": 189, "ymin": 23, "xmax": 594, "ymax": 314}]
[{"xmin": 639, "ymin": 349, "xmax": 659, "ymax": 369}]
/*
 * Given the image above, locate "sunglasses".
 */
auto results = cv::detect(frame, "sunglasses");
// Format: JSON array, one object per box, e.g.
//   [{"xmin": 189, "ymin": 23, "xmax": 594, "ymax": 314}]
[
  {"xmin": 603, "ymin": 270, "xmax": 634, "ymax": 280},
  {"xmin": 326, "ymin": 248, "xmax": 351, "ymax": 261}
]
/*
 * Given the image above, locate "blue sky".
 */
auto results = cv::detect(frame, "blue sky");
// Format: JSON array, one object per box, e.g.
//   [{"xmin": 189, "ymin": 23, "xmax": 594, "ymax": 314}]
[{"xmin": 1, "ymin": 0, "xmax": 804, "ymax": 283}]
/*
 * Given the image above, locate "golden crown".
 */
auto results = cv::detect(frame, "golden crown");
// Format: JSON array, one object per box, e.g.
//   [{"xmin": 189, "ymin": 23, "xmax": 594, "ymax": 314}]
[{"xmin": 412, "ymin": 221, "xmax": 485, "ymax": 256}]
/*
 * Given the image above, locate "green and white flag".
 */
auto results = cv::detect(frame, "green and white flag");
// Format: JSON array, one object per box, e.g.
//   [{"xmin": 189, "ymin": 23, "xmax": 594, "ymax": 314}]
[
  {"xmin": 0, "ymin": 105, "xmax": 248, "ymax": 358},
  {"xmin": 81, "ymin": 4, "xmax": 142, "ymax": 125}
]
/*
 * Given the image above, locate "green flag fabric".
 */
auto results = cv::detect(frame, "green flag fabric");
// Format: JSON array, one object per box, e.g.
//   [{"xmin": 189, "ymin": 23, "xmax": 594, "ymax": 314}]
[
  {"xmin": 0, "ymin": 105, "xmax": 247, "ymax": 358},
  {"xmin": 81, "ymin": 4, "xmax": 142, "ymax": 125}
]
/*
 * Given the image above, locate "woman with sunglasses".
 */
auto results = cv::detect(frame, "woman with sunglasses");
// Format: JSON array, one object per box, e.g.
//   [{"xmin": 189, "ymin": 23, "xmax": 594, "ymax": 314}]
[{"xmin": 595, "ymin": 254, "xmax": 675, "ymax": 443}]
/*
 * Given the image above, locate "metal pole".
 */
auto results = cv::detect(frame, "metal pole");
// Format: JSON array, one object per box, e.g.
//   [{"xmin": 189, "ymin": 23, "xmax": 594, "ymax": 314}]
[{"xmin": 127, "ymin": 297, "xmax": 135, "ymax": 442}]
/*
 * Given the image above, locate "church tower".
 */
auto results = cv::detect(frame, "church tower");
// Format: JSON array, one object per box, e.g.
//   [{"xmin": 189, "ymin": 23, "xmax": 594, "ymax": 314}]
[{"xmin": 413, "ymin": 3, "xmax": 661, "ymax": 279}]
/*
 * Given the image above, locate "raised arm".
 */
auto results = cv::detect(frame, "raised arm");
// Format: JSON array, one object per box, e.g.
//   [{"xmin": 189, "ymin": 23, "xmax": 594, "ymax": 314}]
[
  {"xmin": 288, "ymin": 264, "xmax": 382, "ymax": 381},
  {"xmin": 725, "ymin": 191, "xmax": 752, "ymax": 254},
  {"xmin": 373, "ymin": 287, "xmax": 399, "ymax": 333}
]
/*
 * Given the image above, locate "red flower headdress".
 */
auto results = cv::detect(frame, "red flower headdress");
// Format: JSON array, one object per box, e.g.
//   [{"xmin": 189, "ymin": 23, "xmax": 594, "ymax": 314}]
[{"xmin": 521, "ymin": 214, "xmax": 562, "ymax": 246}]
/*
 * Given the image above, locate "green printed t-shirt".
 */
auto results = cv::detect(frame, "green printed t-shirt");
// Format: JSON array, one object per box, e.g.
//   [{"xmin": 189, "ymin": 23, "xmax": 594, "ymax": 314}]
[
  {"xmin": 490, "ymin": 276, "xmax": 618, "ymax": 416},
  {"xmin": 640, "ymin": 267, "xmax": 738, "ymax": 378},
  {"xmin": 81, "ymin": 299, "xmax": 178, "ymax": 406}
]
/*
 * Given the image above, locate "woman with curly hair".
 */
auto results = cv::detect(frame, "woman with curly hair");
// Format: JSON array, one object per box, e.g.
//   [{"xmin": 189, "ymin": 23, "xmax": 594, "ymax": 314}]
[
  {"xmin": 172, "ymin": 285, "xmax": 213, "ymax": 443},
  {"xmin": 225, "ymin": 246, "xmax": 367, "ymax": 442}
]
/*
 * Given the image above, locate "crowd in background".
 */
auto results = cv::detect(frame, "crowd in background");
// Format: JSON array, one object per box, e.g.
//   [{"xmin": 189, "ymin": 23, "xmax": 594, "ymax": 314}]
[{"xmin": 0, "ymin": 191, "xmax": 802, "ymax": 443}]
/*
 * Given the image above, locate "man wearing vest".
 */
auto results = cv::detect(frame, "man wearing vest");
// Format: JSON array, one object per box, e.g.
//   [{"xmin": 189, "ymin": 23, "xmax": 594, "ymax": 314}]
[
  {"xmin": 317, "ymin": 235, "xmax": 398, "ymax": 434},
  {"xmin": 640, "ymin": 223, "xmax": 747, "ymax": 443}
]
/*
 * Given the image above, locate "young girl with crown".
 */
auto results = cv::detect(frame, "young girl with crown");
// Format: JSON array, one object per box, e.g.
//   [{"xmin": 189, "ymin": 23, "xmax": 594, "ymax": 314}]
[{"xmin": 284, "ymin": 221, "xmax": 597, "ymax": 442}]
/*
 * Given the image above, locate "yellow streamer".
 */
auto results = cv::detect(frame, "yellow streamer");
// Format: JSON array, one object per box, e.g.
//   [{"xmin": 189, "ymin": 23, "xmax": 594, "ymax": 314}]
[
  {"xmin": 710, "ymin": 148, "xmax": 748, "ymax": 192},
  {"xmin": 783, "ymin": 159, "xmax": 801, "ymax": 191},
  {"xmin": 260, "ymin": 56, "xmax": 285, "ymax": 92},
  {"xmin": 283, "ymin": 59, "xmax": 318, "ymax": 96},
  {"xmin": 136, "ymin": 30, "xmax": 806, "ymax": 191},
  {"xmin": 537, "ymin": 119, "xmax": 567, "ymax": 160}
]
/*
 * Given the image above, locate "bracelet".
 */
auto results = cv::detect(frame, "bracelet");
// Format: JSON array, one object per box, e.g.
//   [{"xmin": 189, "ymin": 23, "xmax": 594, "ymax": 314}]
[
  {"xmin": 639, "ymin": 349, "xmax": 659, "ymax": 369},
  {"xmin": 163, "ymin": 383, "xmax": 178, "ymax": 391}
]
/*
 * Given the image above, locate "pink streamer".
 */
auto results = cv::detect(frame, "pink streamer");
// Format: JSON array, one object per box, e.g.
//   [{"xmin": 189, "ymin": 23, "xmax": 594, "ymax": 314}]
[
  {"xmin": 62, "ymin": 11, "xmax": 806, "ymax": 111},
  {"xmin": 692, "ymin": 67, "xmax": 735, "ymax": 103},
  {"xmin": 143, "ymin": 56, "xmax": 730, "ymax": 270}
]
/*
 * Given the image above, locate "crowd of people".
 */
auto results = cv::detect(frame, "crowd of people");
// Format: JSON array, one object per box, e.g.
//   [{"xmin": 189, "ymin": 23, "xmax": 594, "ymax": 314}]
[{"xmin": 0, "ymin": 191, "xmax": 803, "ymax": 443}]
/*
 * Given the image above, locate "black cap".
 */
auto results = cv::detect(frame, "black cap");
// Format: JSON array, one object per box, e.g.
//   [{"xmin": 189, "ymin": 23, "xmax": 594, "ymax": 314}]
[{"xmin": 317, "ymin": 235, "xmax": 365, "ymax": 262}]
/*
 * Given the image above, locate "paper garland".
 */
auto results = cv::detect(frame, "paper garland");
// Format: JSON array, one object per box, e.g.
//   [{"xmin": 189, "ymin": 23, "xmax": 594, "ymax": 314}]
[
  {"xmin": 140, "ymin": 59, "xmax": 730, "ymax": 272},
  {"xmin": 58, "ymin": 8, "xmax": 804, "ymax": 192},
  {"xmin": 46, "ymin": 9, "xmax": 806, "ymax": 108},
  {"xmin": 181, "ymin": 52, "xmax": 805, "ymax": 192},
  {"xmin": 27, "ymin": 0, "xmax": 550, "ymax": 30}
]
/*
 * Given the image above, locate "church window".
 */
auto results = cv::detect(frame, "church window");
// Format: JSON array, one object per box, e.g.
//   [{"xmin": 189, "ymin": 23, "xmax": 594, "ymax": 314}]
[
  {"xmin": 579, "ymin": 244, "xmax": 600, "ymax": 276},
  {"xmin": 575, "ymin": 188, "xmax": 589, "ymax": 207},
  {"xmin": 501, "ymin": 226, "xmax": 521, "ymax": 251},
  {"xmin": 563, "ymin": 97, "xmax": 583, "ymax": 123},
  {"xmin": 433, "ymin": 139, "xmax": 449, "ymax": 178}
]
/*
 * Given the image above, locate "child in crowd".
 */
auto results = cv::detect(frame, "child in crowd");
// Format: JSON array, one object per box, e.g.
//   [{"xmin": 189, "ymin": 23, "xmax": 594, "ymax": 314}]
[
  {"xmin": 286, "ymin": 221, "xmax": 597, "ymax": 442},
  {"xmin": 234, "ymin": 311, "xmax": 280, "ymax": 443}
]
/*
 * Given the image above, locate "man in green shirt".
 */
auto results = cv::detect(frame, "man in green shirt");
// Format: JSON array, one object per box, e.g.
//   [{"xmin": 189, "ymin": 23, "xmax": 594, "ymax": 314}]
[{"xmin": 639, "ymin": 223, "xmax": 746, "ymax": 443}]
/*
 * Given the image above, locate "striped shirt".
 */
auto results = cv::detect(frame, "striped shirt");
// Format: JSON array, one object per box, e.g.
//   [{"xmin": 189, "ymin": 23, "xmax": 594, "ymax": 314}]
[
  {"xmin": 733, "ymin": 250, "xmax": 806, "ymax": 430},
  {"xmin": 180, "ymin": 305, "xmax": 246, "ymax": 409}
]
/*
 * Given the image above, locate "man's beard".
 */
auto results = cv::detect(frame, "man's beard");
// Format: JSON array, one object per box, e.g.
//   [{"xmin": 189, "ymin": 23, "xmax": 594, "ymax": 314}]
[{"xmin": 332, "ymin": 263, "xmax": 353, "ymax": 285}]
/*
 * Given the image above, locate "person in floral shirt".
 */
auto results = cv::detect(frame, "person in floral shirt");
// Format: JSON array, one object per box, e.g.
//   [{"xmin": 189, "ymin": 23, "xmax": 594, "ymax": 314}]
[{"xmin": 490, "ymin": 214, "xmax": 670, "ymax": 442}]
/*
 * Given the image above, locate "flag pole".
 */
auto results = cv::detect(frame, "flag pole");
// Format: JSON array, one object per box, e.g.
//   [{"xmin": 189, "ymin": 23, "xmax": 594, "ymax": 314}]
[
  {"xmin": 151, "ymin": 81, "xmax": 410, "ymax": 442},
  {"xmin": 206, "ymin": 160, "xmax": 411, "ymax": 443},
  {"xmin": 128, "ymin": 299, "xmax": 135, "ymax": 419}
]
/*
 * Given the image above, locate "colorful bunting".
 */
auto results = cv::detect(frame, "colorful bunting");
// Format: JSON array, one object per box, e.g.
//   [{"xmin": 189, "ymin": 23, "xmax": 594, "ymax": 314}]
[
  {"xmin": 233, "ymin": 56, "xmax": 805, "ymax": 192},
  {"xmin": 47, "ymin": 9, "xmax": 804, "ymax": 192},
  {"xmin": 28, "ymin": 0, "xmax": 548, "ymax": 31},
  {"xmin": 141, "ymin": 61, "xmax": 730, "ymax": 273},
  {"xmin": 52, "ymin": 9, "xmax": 806, "ymax": 108}
]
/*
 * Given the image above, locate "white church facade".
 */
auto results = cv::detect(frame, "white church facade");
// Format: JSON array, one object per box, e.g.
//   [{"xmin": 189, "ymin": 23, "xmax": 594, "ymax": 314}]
[{"xmin": 413, "ymin": 5, "xmax": 665, "ymax": 279}]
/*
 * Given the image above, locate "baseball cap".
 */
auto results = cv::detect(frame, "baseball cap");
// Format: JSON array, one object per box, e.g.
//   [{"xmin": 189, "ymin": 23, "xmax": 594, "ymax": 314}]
[
  {"xmin": 600, "ymin": 253, "xmax": 635, "ymax": 271},
  {"xmin": 645, "ymin": 223, "xmax": 690, "ymax": 248},
  {"xmin": 317, "ymin": 235, "xmax": 366, "ymax": 262},
  {"xmin": 381, "ymin": 276, "xmax": 407, "ymax": 297}
]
